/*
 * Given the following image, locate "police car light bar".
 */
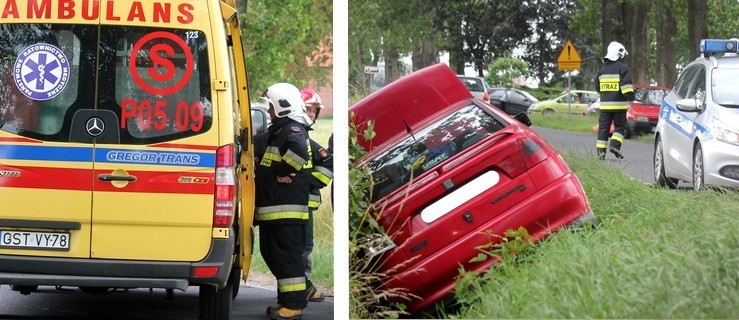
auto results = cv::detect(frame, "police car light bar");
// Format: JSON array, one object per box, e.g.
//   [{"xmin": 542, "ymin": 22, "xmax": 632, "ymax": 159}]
[{"xmin": 700, "ymin": 39, "xmax": 738, "ymax": 56}]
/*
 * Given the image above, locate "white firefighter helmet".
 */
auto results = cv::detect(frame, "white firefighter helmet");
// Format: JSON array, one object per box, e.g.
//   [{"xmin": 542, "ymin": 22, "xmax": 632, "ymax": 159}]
[
  {"xmin": 603, "ymin": 41, "xmax": 628, "ymax": 62},
  {"xmin": 261, "ymin": 83, "xmax": 312, "ymax": 126}
]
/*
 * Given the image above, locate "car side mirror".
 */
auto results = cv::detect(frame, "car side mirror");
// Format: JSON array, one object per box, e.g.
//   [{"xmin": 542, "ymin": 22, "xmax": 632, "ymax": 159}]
[
  {"xmin": 676, "ymin": 98, "xmax": 701, "ymax": 112},
  {"xmin": 514, "ymin": 112, "xmax": 532, "ymax": 127}
]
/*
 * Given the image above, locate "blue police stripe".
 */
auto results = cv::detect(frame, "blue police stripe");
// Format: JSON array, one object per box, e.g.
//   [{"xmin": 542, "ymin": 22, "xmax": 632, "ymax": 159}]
[
  {"xmin": 0, "ymin": 145, "xmax": 215, "ymax": 167},
  {"xmin": 660, "ymin": 101, "xmax": 712, "ymax": 141}
]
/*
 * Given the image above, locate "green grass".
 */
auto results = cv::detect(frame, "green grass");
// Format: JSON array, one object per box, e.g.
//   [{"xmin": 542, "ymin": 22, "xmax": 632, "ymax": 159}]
[
  {"xmin": 453, "ymin": 151, "xmax": 739, "ymax": 318},
  {"xmin": 530, "ymin": 112, "xmax": 600, "ymax": 133},
  {"xmin": 530, "ymin": 112, "xmax": 656, "ymax": 141},
  {"xmin": 248, "ymin": 117, "xmax": 334, "ymax": 288}
]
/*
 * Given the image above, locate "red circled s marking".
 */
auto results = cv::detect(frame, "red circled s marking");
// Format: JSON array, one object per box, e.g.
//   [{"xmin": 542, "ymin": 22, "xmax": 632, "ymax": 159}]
[{"xmin": 129, "ymin": 31, "xmax": 194, "ymax": 96}]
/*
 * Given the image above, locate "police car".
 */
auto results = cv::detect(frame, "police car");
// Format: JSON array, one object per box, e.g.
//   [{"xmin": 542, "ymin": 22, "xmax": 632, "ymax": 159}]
[{"xmin": 654, "ymin": 39, "xmax": 739, "ymax": 190}]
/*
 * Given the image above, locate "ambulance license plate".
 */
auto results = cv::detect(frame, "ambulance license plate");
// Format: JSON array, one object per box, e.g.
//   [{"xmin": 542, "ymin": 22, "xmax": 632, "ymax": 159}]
[{"xmin": 0, "ymin": 230, "xmax": 70, "ymax": 251}]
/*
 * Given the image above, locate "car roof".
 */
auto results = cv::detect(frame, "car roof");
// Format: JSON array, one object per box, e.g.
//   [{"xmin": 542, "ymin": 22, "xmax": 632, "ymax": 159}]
[{"xmin": 351, "ymin": 64, "xmax": 472, "ymax": 152}]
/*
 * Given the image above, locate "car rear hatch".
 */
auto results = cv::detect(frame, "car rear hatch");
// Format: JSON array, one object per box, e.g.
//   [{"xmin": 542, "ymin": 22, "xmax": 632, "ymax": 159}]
[
  {"xmin": 0, "ymin": 1, "xmax": 217, "ymax": 262},
  {"xmin": 351, "ymin": 63, "xmax": 472, "ymax": 152}
]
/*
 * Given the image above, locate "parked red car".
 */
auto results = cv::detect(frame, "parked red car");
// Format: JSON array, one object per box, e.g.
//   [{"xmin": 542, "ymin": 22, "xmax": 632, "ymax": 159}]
[
  {"xmin": 350, "ymin": 64, "xmax": 597, "ymax": 315},
  {"xmin": 590, "ymin": 84, "xmax": 669, "ymax": 138}
]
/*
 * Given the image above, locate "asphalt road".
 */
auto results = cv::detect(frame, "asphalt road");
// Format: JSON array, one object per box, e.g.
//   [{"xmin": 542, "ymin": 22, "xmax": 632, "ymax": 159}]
[
  {"xmin": 0, "ymin": 282, "xmax": 334, "ymax": 319},
  {"xmin": 532, "ymin": 126, "xmax": 657, "ymax": 184}
]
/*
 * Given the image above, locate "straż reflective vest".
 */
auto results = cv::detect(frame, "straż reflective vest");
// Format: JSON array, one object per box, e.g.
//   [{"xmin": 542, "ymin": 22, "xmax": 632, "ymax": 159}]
[{"xmin": 595, "ymin": 60, "xmax": 636, "ymax": 111}]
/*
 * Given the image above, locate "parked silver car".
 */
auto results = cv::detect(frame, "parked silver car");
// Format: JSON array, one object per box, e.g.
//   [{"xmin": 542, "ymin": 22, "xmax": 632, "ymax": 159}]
[{"xmin": 654, "ymin": 39, "xmax": 739, "ymax": 190}]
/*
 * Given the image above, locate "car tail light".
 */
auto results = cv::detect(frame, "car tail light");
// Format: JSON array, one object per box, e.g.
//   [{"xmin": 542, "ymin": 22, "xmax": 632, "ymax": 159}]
[
  {"xmin": 483, "ymin": 91, "xmax": 490, "ymax": 101},
  {"xmin": 519, "ymin": 138, "xmax": 548, "ymax": 169},
  {"xmin": 213, "ymin": 144, "xmax": 236, "ymax": 228}
]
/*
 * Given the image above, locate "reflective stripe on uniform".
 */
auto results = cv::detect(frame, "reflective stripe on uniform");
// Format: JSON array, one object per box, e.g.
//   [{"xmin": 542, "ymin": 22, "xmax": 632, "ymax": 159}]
[
  {"xmin": 599, "ymin": 101, "xmax": 628, "ymax": 110},
  {"xmin": 283, "ymin": 149, "xmax": 307, "ymax": 171},
  {"xmin": 308, "ymin": 194, "xmax": 321, "ymax": 209},
  {"xmin": 611, "ymin": 132, "xmax": 624, "ymax": 143},
  {"xmin": 261, "ymin": 146, "xmax": 282, "ymax": 167},
  {"xmin": 278, "ymin": 277, "xmax": 306, "ymax": 293},
  {"xmin": 597, "ymin": 140, "xmax": 608, "ymax": 148},
  {"xmin": 312, "ymin": 166, "xmax": 333, "ymax": 185},
  {"xmin": 599, "ymin": 74, "xmax": 620, "ymax": 92},
  {"xmin": 621, "ymin": 84, "xmax": 633, "ymax": 94},
  {"xmin": 303, "ymin": 139, "xmax": 313, "ymax": 169},
  {"xmin": 255, "ymin": 204, "xmax": 309, "ymax": 221}
]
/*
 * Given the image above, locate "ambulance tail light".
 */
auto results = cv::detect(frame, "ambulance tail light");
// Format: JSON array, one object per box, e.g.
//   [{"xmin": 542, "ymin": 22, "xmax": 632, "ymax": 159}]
[{"xmin": 214, "ymin": 144, "xmax": 236, "ymax": 228}]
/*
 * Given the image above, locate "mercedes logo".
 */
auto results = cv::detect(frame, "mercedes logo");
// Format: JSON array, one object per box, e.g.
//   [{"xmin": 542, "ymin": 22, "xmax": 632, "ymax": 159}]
[{"xmin": 86, "ymin": 117, "xmax": 105, "ymax": 137}]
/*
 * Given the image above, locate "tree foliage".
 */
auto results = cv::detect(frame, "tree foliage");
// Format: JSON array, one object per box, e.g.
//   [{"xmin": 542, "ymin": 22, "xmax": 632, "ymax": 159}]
[
  {"xmin": 486, "ymin": 58, "xmax": 530, "ymax": 87},
  {"xmin": 240, "ymin": 0, "xmax": 332, "ymax": 97}
]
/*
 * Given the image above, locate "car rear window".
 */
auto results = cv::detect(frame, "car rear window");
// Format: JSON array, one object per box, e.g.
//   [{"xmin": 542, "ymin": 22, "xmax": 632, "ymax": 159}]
[
  {"xmin": 364, "ymin": 104, "xmax": 505, "ymax": 202},
  {"xmin": 634, "ymin": 87, "xmax": 667, "ymax": 105},
  {"xmin": 458, "ymin": 77, "xmax": 484, "ymax": 92},
  {"xmin": 0, "ymin": 24, "xmax": 212, "ymax": 144}
]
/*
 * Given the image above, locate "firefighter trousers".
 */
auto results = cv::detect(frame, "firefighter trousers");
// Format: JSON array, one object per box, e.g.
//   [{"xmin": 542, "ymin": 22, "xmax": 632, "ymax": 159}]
[
  {"xmin": 597, "ymin": 110, "xmax": 626, "ymax": 151},
  {"xmin": 260, "ymin": 223, "xmax": 308, "ymax": 310}
]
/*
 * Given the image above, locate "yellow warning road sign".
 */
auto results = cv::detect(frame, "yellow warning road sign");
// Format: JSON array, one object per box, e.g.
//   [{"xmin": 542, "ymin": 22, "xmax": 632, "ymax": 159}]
[{"xmin": 557, "ymin": 40, "xmax": 582, "ymax": 71}]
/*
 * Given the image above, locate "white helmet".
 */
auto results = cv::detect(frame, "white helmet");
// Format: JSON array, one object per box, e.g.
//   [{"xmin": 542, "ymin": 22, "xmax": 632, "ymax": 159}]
[
  {"xmin": 261, "ymin": 83, "xmax": 312, "ymax": 126},
  {"xmin": 604, "ymin": 41, "xmax": 628, "ymax": 62}
]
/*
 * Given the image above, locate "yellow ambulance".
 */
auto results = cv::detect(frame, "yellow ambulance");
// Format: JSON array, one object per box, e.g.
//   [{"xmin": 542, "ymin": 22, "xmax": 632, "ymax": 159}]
[{"xmin": 0, "ymin": 0, "xmax": 255, "ymax": 318}]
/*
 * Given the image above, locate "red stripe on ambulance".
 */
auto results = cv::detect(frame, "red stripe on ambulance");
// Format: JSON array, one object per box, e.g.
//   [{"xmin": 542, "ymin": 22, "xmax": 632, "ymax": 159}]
[{"xmin": 0, "ymin": 165, "xmax": 213, "ymax": 194}]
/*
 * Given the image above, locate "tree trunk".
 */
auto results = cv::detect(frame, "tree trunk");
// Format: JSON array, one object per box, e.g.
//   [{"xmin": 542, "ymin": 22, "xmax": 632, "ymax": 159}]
[
  {"xmin": 601, "ymin": 0, "xmax": 623, "ymax": 48},
  {"xmin": 383, "ymin": 42, "xmax": 401, "ymax": 85},
  {"xmin": 412, "ymin": 35, "xmax": 439, "ymax": 72},
  {"xmin": 688, "ymin": 0, "xmax": 708, "ymax": 59},
  {"xmin": 235, "ymin": 0, "xmax": 246, "ymax": 15},
  {"xmin": 655, "ymin": 1, "xmax": 677, "ymax": 88},
  {"xmin": 622, "ymin": 1, "xmax": 651, "ymax": 85}
]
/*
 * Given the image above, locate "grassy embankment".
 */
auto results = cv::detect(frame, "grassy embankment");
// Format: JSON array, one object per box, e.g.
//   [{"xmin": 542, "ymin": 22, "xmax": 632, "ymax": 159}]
[
  {"xmin": 452, "ymin": 150, "xmax": 738, "ymax": 318},
  {"xmin": 529, "ymin": 112, "xmax": 654, "ymax": 142},
  {"xmin": 248, "ymin": 117, "xmax": 334, "ymax": 288}
]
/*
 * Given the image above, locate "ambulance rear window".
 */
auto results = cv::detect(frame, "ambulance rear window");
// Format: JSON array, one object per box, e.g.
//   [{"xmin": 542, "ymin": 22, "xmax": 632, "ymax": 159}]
[
  {"xmin": 101, "ymin": 27, "xmax": 213, "ymax": 144},
  {"xmin": 0, "ymin": 24, "xmax": 81, "ymax": 138},
  {"xmin": 0, "ymin": 24, "xmax": 212, "ymax": 144}
]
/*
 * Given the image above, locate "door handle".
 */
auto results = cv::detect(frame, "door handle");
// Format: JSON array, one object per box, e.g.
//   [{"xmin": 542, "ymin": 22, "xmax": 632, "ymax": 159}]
[{"xmin": 98, "ymin": 174, "xmax": 137, "ymax": 182}]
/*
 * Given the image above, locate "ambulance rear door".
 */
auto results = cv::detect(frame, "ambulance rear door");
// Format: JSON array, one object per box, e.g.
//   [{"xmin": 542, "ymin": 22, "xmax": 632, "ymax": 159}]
[
  {"xmin": 0, "ymin": 21, "xmax": 100, "ymax": 258},
  {"xmin": 88, "ymin": 0, "xmax": 218, "ymax": 261}
]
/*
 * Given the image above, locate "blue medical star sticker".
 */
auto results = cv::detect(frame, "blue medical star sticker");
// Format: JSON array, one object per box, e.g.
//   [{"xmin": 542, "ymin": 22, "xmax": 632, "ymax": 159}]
[{"xmin": 23, "ymin": 53, "xmax": 60, "ymax": 90}]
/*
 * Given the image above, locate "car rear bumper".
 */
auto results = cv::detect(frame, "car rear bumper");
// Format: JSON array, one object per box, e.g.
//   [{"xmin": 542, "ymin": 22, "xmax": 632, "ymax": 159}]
[
  {"xmin": 0, "ymin": 235, "xmax": 235, "ymax": 290},
  {"xmin": 384, "ymin": 173, "xmax": 592, "ymax": 314}
]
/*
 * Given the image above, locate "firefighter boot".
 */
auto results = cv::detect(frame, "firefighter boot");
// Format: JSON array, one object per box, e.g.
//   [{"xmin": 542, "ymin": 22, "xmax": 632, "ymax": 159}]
[
  {"xmin": 609, "ymin": 141, "xmax": 624, "ymax": 159},
  {"xmin": 266, "ymin": 305, "xmax": 281, "ymax": 315},
  {"xmin": 597, "ymin": 148, "xmax": 606, "ymax": 160},
  {"xmin": 269, "ymin": 306, "xmax": 303, "ymax": 320}
]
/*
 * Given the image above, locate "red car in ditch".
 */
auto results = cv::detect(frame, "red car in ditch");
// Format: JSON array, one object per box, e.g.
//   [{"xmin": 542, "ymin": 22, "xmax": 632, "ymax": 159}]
[{"xmin": 350, "ymin": 63, "xmax": 597, "ymax": 314}]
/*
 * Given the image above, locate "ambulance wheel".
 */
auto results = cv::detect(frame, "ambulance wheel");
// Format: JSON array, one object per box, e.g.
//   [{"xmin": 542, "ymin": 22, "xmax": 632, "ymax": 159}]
[
  {"xmin": 654, "ymin": 137, "xmax": 678, "ymax": 189},
  {"xmin": 199, "ymin": 282, "xmax": 232, "ymax": 320},
  {"xmin": 230, "ymin": 266, "xmax": 241, "ymax": 299}
]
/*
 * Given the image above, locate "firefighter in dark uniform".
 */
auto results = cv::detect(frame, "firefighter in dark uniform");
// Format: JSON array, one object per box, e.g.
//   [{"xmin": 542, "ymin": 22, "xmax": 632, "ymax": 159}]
[
  {"xmin": 299, "ymin": 88, "xmax": 333, "ymax": 302},
  {"xmin": 595, "ymin": 41, "xmax": 635, "ymax": 160},
  {"xmin": 255, "ymin": 83, "xmax": 313, "ymax": 320}
]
